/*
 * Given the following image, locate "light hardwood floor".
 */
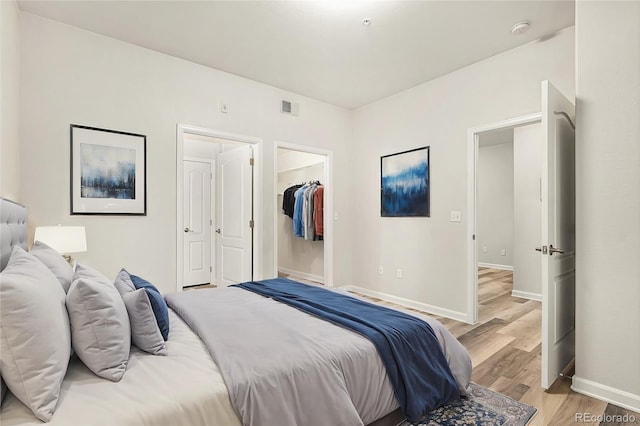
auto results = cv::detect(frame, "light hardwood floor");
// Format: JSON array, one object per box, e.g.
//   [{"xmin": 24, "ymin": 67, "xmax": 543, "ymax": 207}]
[{"xmin": 352, "ymin": 268, "xmax": 638, "ymax": 426}]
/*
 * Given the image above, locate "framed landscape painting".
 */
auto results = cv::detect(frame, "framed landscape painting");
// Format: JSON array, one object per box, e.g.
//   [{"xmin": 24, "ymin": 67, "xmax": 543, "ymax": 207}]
[
  {"xmin": 71, "ymin": 125, "xmax": 147, "ymax": 215},
  {"xmin": 381, "ymin": 146, "xmax": 430, "ymax": 217}
]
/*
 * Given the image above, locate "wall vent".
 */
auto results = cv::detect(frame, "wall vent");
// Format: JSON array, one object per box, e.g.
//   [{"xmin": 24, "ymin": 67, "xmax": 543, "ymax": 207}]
[{"xmin": 281, "ymin": 100, "xmax": 299, "ymax": 116}]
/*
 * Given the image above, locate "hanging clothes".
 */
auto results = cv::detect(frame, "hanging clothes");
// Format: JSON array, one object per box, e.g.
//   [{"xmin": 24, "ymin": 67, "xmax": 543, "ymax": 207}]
[
  {"xmin": 304, "ymin": 184, "xmax": 318, "ymax": 240},
  {"xmin": 313, "ymin": 185, "xmax": 324, "ymax": 239},
  {"xmin": 282, "ymin": 184, "xmax": 302, "ymax": 218},
  {"xmin": 284, "ymin": 182, "xmax": 324, "ymax": 241},
  {"xmin": 292, "ymin": 184, "xmax": 308, "ymax": 238}
]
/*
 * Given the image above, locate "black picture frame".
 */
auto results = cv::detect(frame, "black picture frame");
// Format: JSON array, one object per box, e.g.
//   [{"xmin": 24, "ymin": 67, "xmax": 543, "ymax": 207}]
[
  {"xmin": 70, "ymin": 124, "xmax": 147, "ymax": 215},
  {"xmin": 381, "ymin": 146, "xmax": 430, "ymax": 217}
]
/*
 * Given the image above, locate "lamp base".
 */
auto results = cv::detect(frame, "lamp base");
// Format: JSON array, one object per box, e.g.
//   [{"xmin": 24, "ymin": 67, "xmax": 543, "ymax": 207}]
[{"xmin": 62, "ymin": 254, "xmax": 76, "ymax": 268}]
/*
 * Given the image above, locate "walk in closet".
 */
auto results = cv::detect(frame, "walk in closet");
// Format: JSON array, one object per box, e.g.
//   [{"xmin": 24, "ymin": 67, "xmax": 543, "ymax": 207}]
[{"xmin": 276, "ymin": 148, "xmax": 326, "ymax": 283}]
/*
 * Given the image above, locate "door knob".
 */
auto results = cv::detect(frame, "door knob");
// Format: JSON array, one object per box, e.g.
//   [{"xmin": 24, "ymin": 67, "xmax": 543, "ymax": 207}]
[
  {"xmin": 215, "ymin": 228, "xmax": 221, "ymax": 234},
  {"xmin": 184, "ymin": 227, "xmax": 192, "ymax": 233},
  {"xmin": 549, "ymin": 244, "xmax": 565, "ymax": 256}
]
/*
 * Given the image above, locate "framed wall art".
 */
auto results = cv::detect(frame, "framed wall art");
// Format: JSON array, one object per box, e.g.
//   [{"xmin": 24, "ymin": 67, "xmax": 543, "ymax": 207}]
[
  {"xmin": 381, "ymin": 146, "xmax": 430, "ymax": 217},
  {"xmin": 70, "ymin": 124, "xmax": 147, "ymax": 215}
]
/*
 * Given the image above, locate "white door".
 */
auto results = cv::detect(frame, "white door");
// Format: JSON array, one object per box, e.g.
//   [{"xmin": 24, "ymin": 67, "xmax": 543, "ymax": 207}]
[
  {"xmin": 540, "ymin": 80, "xmax": 576, "ymax": 389},
  {"xmin": 183, "ymin": 160, "xmax": 212, "ymax": 286},
  {"xmin": 216, "ymin": 145, "xmax": 253, "ymax": 285}
]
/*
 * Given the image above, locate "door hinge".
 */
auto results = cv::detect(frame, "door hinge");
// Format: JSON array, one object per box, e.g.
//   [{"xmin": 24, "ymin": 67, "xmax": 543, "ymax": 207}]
[
  {"xmin": 210, "ymin": 219, "xmax": 212, "ymax": 226},
  {"xmin": 210, "ymin": 266, "xmax": 212, "ymax": 272},
  {"xmin": 249, "ymin": 157, "xmax": 254, "ymax": 166},
  {"xmin": 249, "ymin": 220, "xmax": 255, "ymax": 229},
  {"xmin": 472, "ymin": 234, "xmax": 476, "ymax": 240}
]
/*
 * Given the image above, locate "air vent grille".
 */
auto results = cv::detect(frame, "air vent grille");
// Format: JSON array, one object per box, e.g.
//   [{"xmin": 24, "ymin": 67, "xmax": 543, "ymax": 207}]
[{"xmin": 281, "ymin": 100, "xmax": 299, "ymax": 116}]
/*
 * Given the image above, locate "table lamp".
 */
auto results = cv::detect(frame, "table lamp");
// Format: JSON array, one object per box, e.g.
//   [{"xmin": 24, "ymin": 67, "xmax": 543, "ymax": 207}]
[{"xmin": 34, "ymin": 225, "xmax": 87, "ymax": 265}]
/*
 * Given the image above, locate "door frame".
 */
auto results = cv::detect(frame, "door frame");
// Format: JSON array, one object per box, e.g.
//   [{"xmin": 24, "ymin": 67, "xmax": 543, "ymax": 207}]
[
  {"xmin": 176, "ymin": 123, "xmax": 263, "ymax": 292},
  {"xmin": 183, "ymin": 157, "xmax": 214, "ymax": 286},
  {"xmin": 466, "ymin": 112, "xmax": 542, "ymax": 323},
  {"xmin": 273, "ymin": 141, "xmax": 334, "ymax": 287}
]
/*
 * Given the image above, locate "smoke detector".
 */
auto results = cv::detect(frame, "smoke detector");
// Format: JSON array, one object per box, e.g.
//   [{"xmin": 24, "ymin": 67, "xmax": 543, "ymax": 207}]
[{"xmin": 511, "ymin": 21, "xmax": 530, "ymax": 35}]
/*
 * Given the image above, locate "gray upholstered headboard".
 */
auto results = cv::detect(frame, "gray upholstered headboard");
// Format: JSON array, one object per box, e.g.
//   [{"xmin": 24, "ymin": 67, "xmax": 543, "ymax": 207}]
[{"xmin": 0, "ymin": 198, "xmax": 28, "ymax": 271}]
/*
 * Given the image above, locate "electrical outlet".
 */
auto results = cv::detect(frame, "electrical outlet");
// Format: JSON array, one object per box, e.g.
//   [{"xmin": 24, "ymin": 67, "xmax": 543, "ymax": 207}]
[
  {"xmin": 220, "ymin": 103, "xmax": 228, "ymax": 113},
  {"xmin": 482, "ymin": 246, "xmax": 488, "ymax": 253},
  {"xmin": 396, "ymin": 269, "xmax": 403, "ymax": 279},
  {"xmin": 450, "ymin": 211, "xmax": 461, "ymax": 222},
  {"xmin": 501, "ymin": 249, "xmax": 506, "ymax": 256},
  {"xmin": 378, "ymin": 266, "xmax": 384, "ymax": 275}
]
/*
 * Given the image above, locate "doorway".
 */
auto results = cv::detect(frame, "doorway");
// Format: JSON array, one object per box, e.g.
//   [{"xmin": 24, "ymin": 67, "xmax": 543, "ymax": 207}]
[
  {"xmin": 467, "ymin": 113, "xmax": 542, "ymax": 322},
  {"xmin": 176, "ymin": 124, "xmax": 263, "ymax": 292},
  {"xmin": 274, "ymin": 142, "xmax": 333, "ymax": 287},
  {"xmin": 467, "ymin": 81, "xmax": 576, "ymax": 390}
]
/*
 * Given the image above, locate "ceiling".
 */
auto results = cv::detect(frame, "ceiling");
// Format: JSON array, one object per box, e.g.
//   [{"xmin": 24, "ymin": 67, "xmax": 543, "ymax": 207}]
[{"xmin": 17, "ymin": 1, "xmax": 575, "ymax": 110}]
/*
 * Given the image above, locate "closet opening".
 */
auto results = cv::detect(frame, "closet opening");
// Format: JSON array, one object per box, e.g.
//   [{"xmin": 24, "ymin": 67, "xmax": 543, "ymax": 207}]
[
  {"xmin": 274, "ymin": 142, "xmax": 333, "ymax": 287},
  {"xmin": 176, "ymin": 124, "xmax": 263, "ymax": 292}
]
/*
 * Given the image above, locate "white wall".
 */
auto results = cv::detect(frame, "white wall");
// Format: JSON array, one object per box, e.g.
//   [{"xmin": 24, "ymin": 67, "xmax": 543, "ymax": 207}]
[
  {"xmin": 277, "ymin": 161, "xmax": 325, "ymax": 280},
  {"xmin": 0, "ymin": 0, "xmax": 20, "ymax": 202},
  {"xmin": 19, "ymin": 13, "xmax": 354, "ymax": 294},
  {"xmin": 351, "ymin": 27, "xmax": 574, "ymax": 316},
  {"xmin": 574, "ymin": 1, "xmax": 640, "ymax": 410},
  {"xmin": 513, "ymin": 123, "xmax": 542, "ymax": 297},
  {"xmin": 477, "ymin": 141, "xmax": 514, "ymax": 267}
]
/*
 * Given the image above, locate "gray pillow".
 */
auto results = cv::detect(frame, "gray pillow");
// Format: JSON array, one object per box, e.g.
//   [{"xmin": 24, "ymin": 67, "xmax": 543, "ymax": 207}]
[
  {"xmin": 0, "ymin": 246, "xmax": 71, "ymax": 421},
  {"xmin": 30, "ymin": 240, "xmax": 74, "ymax": 292},
  {"xmin": 67, "ymin": 264, "xmax": 130, "ymax": 381},
  {"xmin": 114, "ymin": 269, "xmax": 167, "ymax": 356}
]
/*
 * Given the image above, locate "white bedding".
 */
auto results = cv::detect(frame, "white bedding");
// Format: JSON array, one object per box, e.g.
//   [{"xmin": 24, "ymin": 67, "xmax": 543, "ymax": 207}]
[{"xmin": 0, "ymin": 310, "xmax": 241, "ymax": 426}]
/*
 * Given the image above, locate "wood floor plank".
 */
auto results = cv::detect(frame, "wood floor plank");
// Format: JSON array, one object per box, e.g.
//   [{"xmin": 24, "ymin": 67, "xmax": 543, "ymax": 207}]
[{"xmin": 329, "ymin": 269, "xmax": 632, "ymax": 425}]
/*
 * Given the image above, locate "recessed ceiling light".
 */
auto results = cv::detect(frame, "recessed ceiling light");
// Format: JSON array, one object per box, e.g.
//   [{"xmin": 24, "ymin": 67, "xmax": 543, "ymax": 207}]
[
  {"xmin": 362, "ymin": 18, "xmax": 372, "ymax": 26},
  {"xmin": 511, "ymin": 21, "xmax": 530, "ymax": 35}
]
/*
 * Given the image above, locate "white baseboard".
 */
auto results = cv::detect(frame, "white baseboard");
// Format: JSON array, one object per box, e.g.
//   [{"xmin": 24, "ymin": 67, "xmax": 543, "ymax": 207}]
[
  {"xmin": 278, "ymin": 267, "xmax": 324, "ymax": 284},
  {"xmin": 511, "ymin": 290, "xmax": 542, "ymax": 301},
  {"xmin": 572, "ymin": 376, "xmax": 640, "ymax": 414},
  {"xmin": 338, "ymin": 285, "xmax": 469, "ymax": 323},
  {"xmin": 478, "ymin": 262, "xmax": 513, "ymax": 271}
]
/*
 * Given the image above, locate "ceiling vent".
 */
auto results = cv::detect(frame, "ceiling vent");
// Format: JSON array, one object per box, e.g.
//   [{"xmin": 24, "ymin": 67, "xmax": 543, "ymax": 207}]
[{"xmin": 281, "ymin": 100, "xmax": 299, "ymax": 116}]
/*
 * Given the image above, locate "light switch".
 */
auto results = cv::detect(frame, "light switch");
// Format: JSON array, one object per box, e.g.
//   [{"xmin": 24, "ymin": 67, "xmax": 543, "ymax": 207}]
[{"xmin": 450, "ymin": 211, "xmax": 462, "ymax": 222}]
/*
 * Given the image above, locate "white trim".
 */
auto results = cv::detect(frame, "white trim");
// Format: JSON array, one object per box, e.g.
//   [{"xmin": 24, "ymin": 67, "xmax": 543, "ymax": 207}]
[
  {"xmin": 511, "ymin": 290, "xmax": 542, "ymax": 302},
  {"xmin": 478, "ymin": 262, "xmax": 513, "ymax": 271},
  {"xmin": 467, "ymin": 112, "xmax": 542, "ymax": 324},
  {"xmin": 176, "ymin": 124, "xmax": 264, "ymax": 293},
  {"xmin": 572, "ymin": 376, "xmax": 640, "ymax": 414},
  {"xmin": 278, "ymin": 267, "xmax": 324, "ymax": 284},
  {"xmin": 274, "ymin": 141, "xmax": 334, "ymax": 287},
  {"xmin": 339, "ymin": 285, "xmax": 469, "ymax": 323}
]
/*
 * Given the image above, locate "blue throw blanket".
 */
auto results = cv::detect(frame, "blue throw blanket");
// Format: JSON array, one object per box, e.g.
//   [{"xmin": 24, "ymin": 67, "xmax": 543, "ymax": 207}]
[{"xmin": 232, "ymin": 278, "xmax": 460, "ymax": 423}]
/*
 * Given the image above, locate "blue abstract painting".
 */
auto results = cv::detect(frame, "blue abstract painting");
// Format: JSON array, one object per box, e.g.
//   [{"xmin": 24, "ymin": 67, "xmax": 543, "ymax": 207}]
[
  {"xmin": 381, "ymin": 147, "xmax": 430, "ymax": 217},
  {"xmin": 80, "ymin": 144, "xmax": 136, "ymax": 199}
]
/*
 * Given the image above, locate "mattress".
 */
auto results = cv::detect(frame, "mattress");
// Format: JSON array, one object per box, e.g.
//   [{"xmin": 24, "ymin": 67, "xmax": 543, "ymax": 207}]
[{"xmin": 0, "ymin": 310, "xmax": 240, "ymax": 426}]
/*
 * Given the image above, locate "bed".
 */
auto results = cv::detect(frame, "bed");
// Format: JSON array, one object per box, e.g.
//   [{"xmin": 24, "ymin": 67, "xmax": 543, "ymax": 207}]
[{"xmin": 0, "ymin": 198, "xmax": 471, "ymax": 426}]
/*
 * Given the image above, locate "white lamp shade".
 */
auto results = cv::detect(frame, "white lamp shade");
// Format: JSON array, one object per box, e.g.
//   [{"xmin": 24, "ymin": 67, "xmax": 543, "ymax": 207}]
[{"xmin": 34, "ymin": 226, "xmax": 87, "ymax": 254}]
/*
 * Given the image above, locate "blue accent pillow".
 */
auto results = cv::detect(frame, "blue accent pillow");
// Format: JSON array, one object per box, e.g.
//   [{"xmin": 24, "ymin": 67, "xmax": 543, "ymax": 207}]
[{"xmin": 130, "ymin": 274, "xmax": 170, "ymax": 341}]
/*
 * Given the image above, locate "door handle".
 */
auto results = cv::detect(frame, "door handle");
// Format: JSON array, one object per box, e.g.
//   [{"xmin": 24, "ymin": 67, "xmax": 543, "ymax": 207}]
[
  {"xmin": 184, "ymin": 227, "xmax": 192, "ymax": 233},
  {"xmin": 549, "ymin": 244, "xmax": 565, "ymax": 256},
  {"xmin": 535, "ymin": 245, "xmax": 548, "ymax": 254},
  {"xmin": 215, "ymin": 228, "xmax": 221, "ymax": 234}
]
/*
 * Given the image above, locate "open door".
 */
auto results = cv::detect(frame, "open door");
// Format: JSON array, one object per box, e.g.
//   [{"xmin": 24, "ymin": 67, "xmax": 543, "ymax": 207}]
[
  {"xmin": 183, "ymin": 160, "xmax": 212, "ymax": 286},
  {"xmin": 540, "ymin": 80, "xmax": 576, "ymax": 389},
  {"xmin": 216, "ymin": 145, "xmax": 253, "ymax": 285}
]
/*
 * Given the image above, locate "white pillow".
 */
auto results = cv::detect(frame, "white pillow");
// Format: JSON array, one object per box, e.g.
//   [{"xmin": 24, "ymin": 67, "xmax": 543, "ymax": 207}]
[
  {"xmin": 30, "ymin": 240, "xmax": 74, "ymax": 292},
  {"xmin": 67, "ymin": 264, "xmax": 131, "ymax": 381},
  {"xmin": 114, "ymin": 269, "xmax": 167, "ymax": 356},
  {"xmin": 0, "ymin": 247, "xmax": 71, "ymax": 421}
]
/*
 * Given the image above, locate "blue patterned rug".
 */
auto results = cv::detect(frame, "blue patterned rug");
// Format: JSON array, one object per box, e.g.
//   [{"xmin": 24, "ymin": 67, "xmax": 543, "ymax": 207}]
[{"xmin": 401, "ymin": 383, "xmax": 537, "ymax": 426}]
